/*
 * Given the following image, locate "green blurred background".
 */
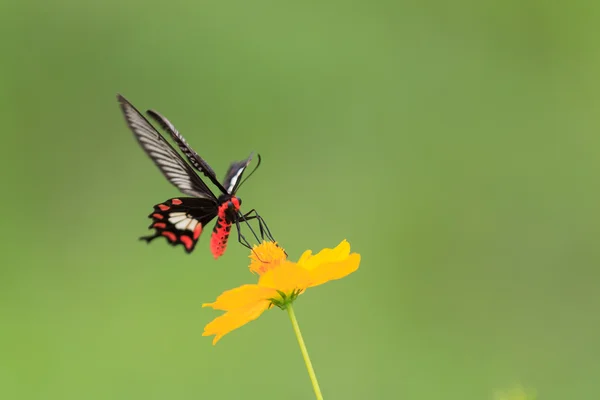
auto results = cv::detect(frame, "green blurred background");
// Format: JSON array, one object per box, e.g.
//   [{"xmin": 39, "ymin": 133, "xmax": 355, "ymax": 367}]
[{"xmin": 1, "ymin": 1, "xmax": 599, "ymax": 399}]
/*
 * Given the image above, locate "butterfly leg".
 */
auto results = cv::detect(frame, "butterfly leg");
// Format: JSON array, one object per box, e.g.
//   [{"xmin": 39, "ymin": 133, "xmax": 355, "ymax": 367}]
[
  {"xmin": 236, "ymin": 210, "xmax": 263, "ymax": 244},
  {"xmin": 234, "ymin": 218, "xmax": 273, "ymax": 263},
  {"xmin": 239, "ymin": 209, "xmax": 275, "ymax": 242},
  {"xmin": 237, "ymin": 209, "xmax": 285, "ymax": 258},
  {"xmin": 247, "ymin": 211, "xmax": 285, "ymax": 256},
  {"xmin": 234, "ymin": 210, "xmax": 279, "ymax": 262},
  {"xmin": 240, "ymin": 210, "xmax": 265, "ymax": 240},
  {"xmin": 234, "ymin": 216, "xmax": 254, "ymax": 249},
  {"xmin": 255, "ymin": 213, "xmax": 275, "ymax": 242}
]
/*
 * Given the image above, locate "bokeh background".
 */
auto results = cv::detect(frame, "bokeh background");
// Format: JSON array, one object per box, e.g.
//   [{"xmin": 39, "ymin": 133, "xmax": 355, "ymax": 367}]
[{"xmin": 1, "ymin": 1, "xmax": 599, "ymax": 399}]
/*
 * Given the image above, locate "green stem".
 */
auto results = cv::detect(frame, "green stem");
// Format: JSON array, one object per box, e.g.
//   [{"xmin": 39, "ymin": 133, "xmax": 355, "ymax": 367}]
[{"xmin": 287, "ymin": 304, "xmax": 324, "ymax": 400}]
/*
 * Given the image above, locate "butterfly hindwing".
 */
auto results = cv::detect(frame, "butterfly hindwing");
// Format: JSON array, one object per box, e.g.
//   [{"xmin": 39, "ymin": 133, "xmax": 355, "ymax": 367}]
[{"xmin": 141, "ymin": 197, "xmax": 218, "ymax": 253}]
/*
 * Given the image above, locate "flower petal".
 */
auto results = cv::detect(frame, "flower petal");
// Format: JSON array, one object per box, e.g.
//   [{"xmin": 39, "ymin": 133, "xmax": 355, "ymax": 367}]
[
  {"xmin": 258, "ymin": 261, "xmax": 312, "ymax": 293},
  {"xmin": 202, "ymin": 300, "xmax": 271, "ymax": 345},
  {"xmin": 297, "ymin": 240, "xmax": 351, "ymax": 271},
  {"xmin": 308, "ymin": 253, "xmax": 360, "ymax": 287},
  {"xmin": 202, "ymin": 284, "xmax": 277, "ymax": 311}
]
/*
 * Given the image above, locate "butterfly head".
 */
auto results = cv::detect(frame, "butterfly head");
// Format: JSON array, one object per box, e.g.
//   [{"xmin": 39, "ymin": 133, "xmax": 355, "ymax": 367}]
[
  {"xmin": 217, "ymin": 195, "xmax": 242, "ymax": 224},
  {"xmin": 228, "ymin": 196, "xmax": 242, "ymax": 212}
]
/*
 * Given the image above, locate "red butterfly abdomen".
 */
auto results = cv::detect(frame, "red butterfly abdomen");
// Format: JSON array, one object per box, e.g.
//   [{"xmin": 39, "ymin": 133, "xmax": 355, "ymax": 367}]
[
  {"xmin": 210, "ymin": 198, "xmax": 241, "ymax": 259},
  {"xmin": 210, "ymin": 221, "xmax": 232, "ymax": 259}
]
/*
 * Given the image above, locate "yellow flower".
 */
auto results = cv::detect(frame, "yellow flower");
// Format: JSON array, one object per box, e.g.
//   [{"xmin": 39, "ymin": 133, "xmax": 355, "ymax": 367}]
[{"xmin": 202, "ymin": 240, "xmax": 360, "ymax": 344}]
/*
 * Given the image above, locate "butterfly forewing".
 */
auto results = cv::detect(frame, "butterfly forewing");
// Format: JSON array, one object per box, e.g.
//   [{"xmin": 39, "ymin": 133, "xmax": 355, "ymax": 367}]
[
  {"xmin": 142, "ymin": 197, "xmax": 218, "ymax": 253},
  {"xmin": 117, "ymin": 95, "xmax": 216, "ymax": 200},
  {"xmin": 223, "ymin": 153, "xmax": 254, "ymax": 194},
  {"xmin": 146, "ymin": 109, "xmax": 226, "ymax": 191}
]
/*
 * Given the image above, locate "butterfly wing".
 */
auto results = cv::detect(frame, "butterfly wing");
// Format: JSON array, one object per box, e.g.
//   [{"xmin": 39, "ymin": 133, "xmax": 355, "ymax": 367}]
[
  {"xmin": 146, "ymin": 109, "xmax": 229, "ymax": 193},
  {"xmin": 223, "ymin": 153, "xmax": 255, "ymax": 194},
  {"xmin": 141, "ymin": 197, "xmax": 218, "ymax": 253},
  {"xmin": 117, "ymin": 95, "xmax": 216, "ymax": 200}
]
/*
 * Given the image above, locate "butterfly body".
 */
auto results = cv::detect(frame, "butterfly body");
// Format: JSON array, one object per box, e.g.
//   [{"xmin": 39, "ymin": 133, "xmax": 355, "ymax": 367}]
[
  {"xmin": 210, "ymin": 196, "xmax": 242, "ymax": 258},
  {"xmin": 117, "ymin": 94, "xmax": 264, "ymax": 258}
]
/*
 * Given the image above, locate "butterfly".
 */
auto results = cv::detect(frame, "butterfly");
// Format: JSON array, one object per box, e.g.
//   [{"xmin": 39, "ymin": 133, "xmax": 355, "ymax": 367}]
[{"xmin": 116, "ymin": 94, "xmax": 272, "ymax": 258}]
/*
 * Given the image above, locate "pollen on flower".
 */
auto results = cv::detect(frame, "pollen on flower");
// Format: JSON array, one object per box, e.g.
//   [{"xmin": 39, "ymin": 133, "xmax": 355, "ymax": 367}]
[{"xmin": 249, "ymin": 241, "xmax": 287, "ymax": 275}]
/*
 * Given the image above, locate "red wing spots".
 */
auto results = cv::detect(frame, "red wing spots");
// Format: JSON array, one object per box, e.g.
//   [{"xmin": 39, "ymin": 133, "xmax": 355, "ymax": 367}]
[
  {"xmin": 140, "ymin": 198, "xmax": 215, "ymax": 253},
  {"xmin": 180, "ymin": 235, "xmax": 193, "ymax": 251},
  {"xmin": 162, "ymin": 231, "xmax": 177, "ymax": 242},
  {"xmin": 140, "ymin": 197, "xmax": 245, "ymax": 255},
  {"xmin": 193, "ymin": 224, "xmax": 203, "ymax": 240}
]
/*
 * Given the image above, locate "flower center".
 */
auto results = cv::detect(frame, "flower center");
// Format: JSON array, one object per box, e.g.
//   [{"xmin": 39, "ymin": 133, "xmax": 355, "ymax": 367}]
[{"xmin": 249, "ymin": 241, "xmax": 287, "ymax": 275}]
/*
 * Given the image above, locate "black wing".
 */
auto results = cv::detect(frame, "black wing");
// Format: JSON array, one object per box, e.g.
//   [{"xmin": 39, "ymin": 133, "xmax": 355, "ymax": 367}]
[
  {"xmin": 117, "ymin": 95, "xmax": 217, "ymax": 200},
  {"xmin": 141, "ymin": 197, "xmax": 218, "ymax": 253},
  {"xmin": 223, "ymin": 153, "xmax": 254, "ymax": 194},
  {"xmin": 146, "ymin": 109, "xmax": 228, "ymax": 193}
]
